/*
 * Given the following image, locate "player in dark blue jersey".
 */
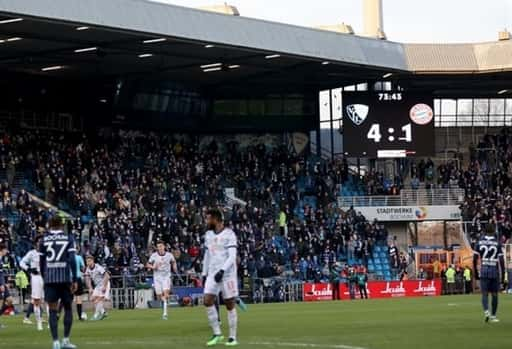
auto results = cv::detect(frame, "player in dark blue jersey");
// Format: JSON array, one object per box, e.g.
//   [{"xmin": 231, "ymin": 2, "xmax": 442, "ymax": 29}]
[
  {"xmin": 39, "ymin": 216, "xmax": 78, "ymax": 349},
  {"xmin": 0, "ymin": 242, "xmax": 9, "ymax": 329},
  {"xmin": 473, "ymin": 224, "xmax": 505, "ymax": 323}
]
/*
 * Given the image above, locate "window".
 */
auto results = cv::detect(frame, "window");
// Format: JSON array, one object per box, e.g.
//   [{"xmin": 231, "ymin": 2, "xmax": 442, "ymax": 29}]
[
  {"xmin": 490, "ymin": 99, "xmax": 505, "ymax": 115},
  {"xmin": 356, "ymin": 83, "xmax": 368, "ymax": 91},
  {"xmin": 283, "ymin": 99, "xmax": 304, "ymax": 116},
  {"xmin": 319, "ymin": 91, "xmax": 330, "ymax": 121},
  {"xmin": 442, "ymin": 99, "xmax": 457, "ymax": 115},
  {"xmin": 435, "ymin": 98, "xmax": 512, "ymax": 127},
  {"xmin": 265, "ymin": 99, "xmax": 283, "ymax": 115},
  {"xmin": 506, "ymin": 99, "xmax": 512, "ymax": 115},
  {"xmin": 213, "ymin": 100, "xmax": 248, "ymax": 116},
  {"xmin": 474, "ymin": 99, "xmax": 489, "ymax": 115},
  {"xmin": 248, "ymin": 100, "xmax": 265, "ymax": 116},
  {"xmin": 331, "ymin": 88, "xmax": 342, "ymax": 120}
]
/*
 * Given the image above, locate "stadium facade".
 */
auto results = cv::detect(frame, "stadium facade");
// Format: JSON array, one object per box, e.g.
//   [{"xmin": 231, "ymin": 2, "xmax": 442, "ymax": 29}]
[{"xmin": 0, "ymin": 0, "xmax": 510, "ymax": 138}]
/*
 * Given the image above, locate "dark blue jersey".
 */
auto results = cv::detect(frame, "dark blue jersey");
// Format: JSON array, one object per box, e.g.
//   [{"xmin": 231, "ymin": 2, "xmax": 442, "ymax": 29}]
[
  {"xmin": 0, "ymin": 260, "xmax": 4, "ymax": 286},
  {"xmin": 474, "ymin": 235, "xmax": 504, "ymax": 279},
  {"xmin": 39, "ymin": 230, "xmax": 77, "ymax": 284}
]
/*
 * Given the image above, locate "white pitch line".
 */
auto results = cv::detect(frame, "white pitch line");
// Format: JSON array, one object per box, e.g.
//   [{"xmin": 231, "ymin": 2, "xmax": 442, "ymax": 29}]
[
  {"xmin": 249, "ymin": 341, "xmax": 368, "ymax": 349},
  {"xmin": 85, "ymin": 341, "xmax": 171, "ymax": 345},
  {"xmin": 86, "ymin": 339, "xmax": 368, "ymax": 349},
  {"xmin": 85, "ymin": 340, "xmax": 368, "ymax": 349}
]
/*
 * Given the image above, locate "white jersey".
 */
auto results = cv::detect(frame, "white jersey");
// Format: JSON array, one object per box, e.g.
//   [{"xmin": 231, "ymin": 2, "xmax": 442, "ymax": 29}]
[
  {"xmin": 20, "ymin": 249, "xmax": 41, "ymax": 273},
  {"xmin": 204, "ymin": 228, "xmax": 237, "ymax": 277},
  {"xmin": 149, "ymin": 252, "xmax": 176, "ymax": 278},
  {"xmin": 21, "ymin": 248, "xmax": 44, "ymax": 300},
  {"xmin": 85, "ymin": 264, "xmax": 107, "ymax": 288}
]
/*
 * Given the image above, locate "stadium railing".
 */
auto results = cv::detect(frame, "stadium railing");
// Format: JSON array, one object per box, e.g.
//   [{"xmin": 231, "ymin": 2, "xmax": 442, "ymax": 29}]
[
  {"xmin": 251, "ymin": 277, "xmax": 304, "ymax": 304},
  {"xmin": 4, "ymin": 272, "xmax": 199, "ymax": 310},
  {"xmin": 338, "ymin": 188, "xmax": 465, "ymax": 207},
  {"xmin": 110, "ymin": 273, "xmax": 200, "ymax": 309}
]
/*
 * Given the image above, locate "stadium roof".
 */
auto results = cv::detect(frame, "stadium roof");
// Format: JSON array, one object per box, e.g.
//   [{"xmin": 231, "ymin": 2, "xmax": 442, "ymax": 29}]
[
  {"xmin": 0, "ymin": 0, "xmax": 511, "ymax": 93},
  {"xmin": 405, "ymin": 41, "xmax": 512, "ymax": 74}
]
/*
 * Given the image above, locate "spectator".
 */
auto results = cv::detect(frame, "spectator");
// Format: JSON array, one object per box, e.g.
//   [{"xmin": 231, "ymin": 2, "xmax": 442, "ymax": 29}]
[
  {"xmin": 411, "ymin": 176, "xmax": 420, "ymax": 190},
  {"xmin": 388, "ymin": 242, "xmax": 399, "ymax": 278},
  {"xmin": 278, "ymin": 207, "xmax": 287, "ymax": 237},
  {"xmin": 347, "ymin": 267, "xmax": 358, "ymax": 300},
  {"xmin": 357, "ymin": 266, "xmax": 368, "ymax": 299},
  {"xmin": 463, "ymin": 265, "xmax": 473, "ymax": 294},
  {"xmin": 432, "ymin": 257, "xmax": 441, "ymax": 279},
  {"xmin": 445, "ymin": 264, "xmax": 456, "ymax": 295},
  {"xmin": 6, "ymin": 160, "xmax": 15, "ymax": 187}
]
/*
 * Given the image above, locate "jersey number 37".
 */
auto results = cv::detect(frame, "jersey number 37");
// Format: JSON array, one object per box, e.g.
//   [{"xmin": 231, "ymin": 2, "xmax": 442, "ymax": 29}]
[{"xmin": 44, "ymin": 241, "xmax": 69, "ymax": 262}]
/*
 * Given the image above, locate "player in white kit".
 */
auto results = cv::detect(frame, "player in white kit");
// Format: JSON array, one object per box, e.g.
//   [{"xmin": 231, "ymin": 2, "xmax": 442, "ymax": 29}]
[
  {"xmin": 202, "ymin": 208, "xmax": 239, "ymax": 347},
  {"xmin": 19, "ymin": 235, "xmax": 45, "ymax": 331},
  {"xmin": 146, "ymin": 241, "xmax": 177, "ymax": 320},
  {"xmin": 85, "ymin": 255, "xmax": 110, "ymax": 321}
]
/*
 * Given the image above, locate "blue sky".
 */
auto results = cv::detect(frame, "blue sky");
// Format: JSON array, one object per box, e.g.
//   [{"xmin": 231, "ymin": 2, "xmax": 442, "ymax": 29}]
[{"xmin": 154, "ymin": 0, "xmax": 512, "ymax": 43}]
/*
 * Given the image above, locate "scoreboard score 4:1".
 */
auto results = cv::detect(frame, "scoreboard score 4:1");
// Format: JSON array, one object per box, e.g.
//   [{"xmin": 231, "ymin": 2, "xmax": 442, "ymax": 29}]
[{"xmin": 342, "ymin": 92, "xmax": 435, "ymax": 158}]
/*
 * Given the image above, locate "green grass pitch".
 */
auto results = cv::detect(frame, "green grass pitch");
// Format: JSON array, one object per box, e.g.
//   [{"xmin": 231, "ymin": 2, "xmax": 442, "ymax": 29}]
[{"xmin": 1, "ymin": 295, "xmax": 509, "ymax": 349}]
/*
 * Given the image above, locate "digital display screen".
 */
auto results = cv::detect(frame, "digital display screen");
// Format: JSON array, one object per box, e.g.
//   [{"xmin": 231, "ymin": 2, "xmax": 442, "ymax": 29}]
[{"xmin": 342, "ymin": 92, "xmax": 435, "ymax": 158}]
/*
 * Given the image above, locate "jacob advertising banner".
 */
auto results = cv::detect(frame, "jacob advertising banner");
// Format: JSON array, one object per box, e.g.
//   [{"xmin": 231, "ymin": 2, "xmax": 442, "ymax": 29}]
[
  {"xmin": 303, "ymin": 283, "xmax": 333, "ymax": 301},
  {"xmin": 339, "ymin": 280, "xmax": 442, "ymax": 300}
]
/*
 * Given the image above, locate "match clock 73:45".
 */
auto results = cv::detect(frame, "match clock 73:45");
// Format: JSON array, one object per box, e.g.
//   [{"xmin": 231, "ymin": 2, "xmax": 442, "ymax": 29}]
[{"xmin": 367, "ymin": 123, "xmax": 412, "ymax": 143}]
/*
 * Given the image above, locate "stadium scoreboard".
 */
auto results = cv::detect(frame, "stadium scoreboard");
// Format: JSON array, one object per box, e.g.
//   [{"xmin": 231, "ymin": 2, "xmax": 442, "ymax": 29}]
[{"xmin": 342, "ymin": 92, "xmax": 435, "ymax": 158}]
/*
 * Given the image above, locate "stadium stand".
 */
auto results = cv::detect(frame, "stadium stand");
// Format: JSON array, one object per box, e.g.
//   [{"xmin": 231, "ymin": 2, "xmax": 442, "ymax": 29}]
[
  {"xmin": 4, "ymin": 127, "xmax": 512, "ymax": 286},
  {"xmin": 0, "ymin": 129, "xmax": 393, "ymax": 288}
]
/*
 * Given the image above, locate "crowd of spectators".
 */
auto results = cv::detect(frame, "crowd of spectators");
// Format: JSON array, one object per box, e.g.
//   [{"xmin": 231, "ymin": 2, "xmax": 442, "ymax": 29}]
[
  {"xmin": 425, "ymin": 129, "xmax": 512, "ymax": 245},
  {"xmin": 0, "ymin": 129, "xmax": 392, "ymax": 287},
  {"xmin": 356, "ymin": 128, "xmax": 512, "ymax": 247}
]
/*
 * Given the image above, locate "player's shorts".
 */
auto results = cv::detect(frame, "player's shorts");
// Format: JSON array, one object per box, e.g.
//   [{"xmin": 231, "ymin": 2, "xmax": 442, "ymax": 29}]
[
  {"xmin": 92, "ymin": 283, "xmax": 111, "ymax": 300},
  {"xmin": 45, "ymin": 283, "xmax": 73, "ymax": 304},
  {"xmin": 480, "ymin": 278, "xmax": 500, "ymax": 293},
  {"xmin": 74, "ymin": 278, "xmax": 85, "ymax": 296},
  {"xmin": 31, "ymin": 274, "xmax": 44, "ymax": 300},
  {"xmin": 204, "ymin": 275, "xmax": 239, "ymax": 300},
  {"xmin": 154, "ymin": 276, "xmax": 171, "ymax": 295}
]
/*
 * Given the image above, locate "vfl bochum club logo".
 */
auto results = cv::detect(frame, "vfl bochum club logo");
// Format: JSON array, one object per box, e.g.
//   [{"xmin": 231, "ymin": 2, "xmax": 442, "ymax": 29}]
[{"xmin": 346, "ymin": 104, "xmax": 369, "ymax": 126}]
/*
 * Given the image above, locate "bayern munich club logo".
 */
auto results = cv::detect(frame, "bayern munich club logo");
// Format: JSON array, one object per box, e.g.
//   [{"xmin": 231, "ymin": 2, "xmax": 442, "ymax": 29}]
[{"xmin": 409, "ymin": 103, "xmax": 433, "ymax": 125}]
